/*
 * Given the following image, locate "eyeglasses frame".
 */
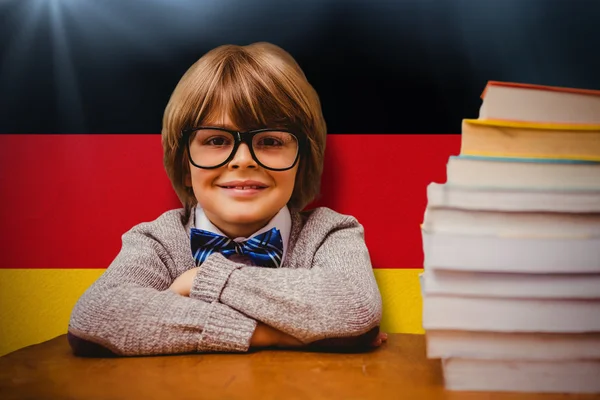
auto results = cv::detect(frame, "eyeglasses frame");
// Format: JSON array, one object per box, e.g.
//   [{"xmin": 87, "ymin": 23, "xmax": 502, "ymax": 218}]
[{"xmin": 182, "ymin": 126, "xmax": 303, "ymax": 171}]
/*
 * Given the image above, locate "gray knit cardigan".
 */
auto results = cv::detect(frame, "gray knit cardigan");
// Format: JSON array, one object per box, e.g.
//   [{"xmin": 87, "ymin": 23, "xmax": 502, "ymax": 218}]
[{"xmin": 68, "ymin": 207, "xmax": 383, "ymax": 356}]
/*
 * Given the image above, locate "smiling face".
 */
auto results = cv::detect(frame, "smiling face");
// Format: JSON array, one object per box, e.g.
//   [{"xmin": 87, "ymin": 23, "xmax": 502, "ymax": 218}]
[
  {"xmin": 162, "ymin": 43, "xmax": 327, "ymax": 227},
  {"xmin": 186, "ymin": 114, "xmax": 299, "ymax": 238}
]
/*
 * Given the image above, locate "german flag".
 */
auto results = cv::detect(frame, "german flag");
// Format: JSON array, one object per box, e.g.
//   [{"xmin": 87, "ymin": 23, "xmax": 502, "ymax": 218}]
[{"xmin": 1, "ymin": 0, "xmax": 597, "ymax": 356}]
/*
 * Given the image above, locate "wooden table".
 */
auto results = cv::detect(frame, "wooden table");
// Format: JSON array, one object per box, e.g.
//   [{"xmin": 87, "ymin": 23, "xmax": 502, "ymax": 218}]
[{"xmin": 1, "ymin": 333, "xmax": 598, "ymax": 399}]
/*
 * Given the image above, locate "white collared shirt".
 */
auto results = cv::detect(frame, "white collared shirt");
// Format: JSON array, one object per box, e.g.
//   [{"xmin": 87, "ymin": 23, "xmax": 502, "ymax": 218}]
[{"xmin": 194, "ymin": 205, "xmax": 292, "ymax": 266}]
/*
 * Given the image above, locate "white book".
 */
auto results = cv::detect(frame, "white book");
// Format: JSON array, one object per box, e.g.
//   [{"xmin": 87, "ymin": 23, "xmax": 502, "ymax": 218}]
[
  {"xmin": 423, "ymin": 207, "xmax": 600, "ymax": 238},
  {"xmin": 422, "ymin": 269, "xmax": 600, "ymax": 299},
  {"xmin": 446, "ymin": 156, "xmax": 600, "ymax": 190},
  {"xmin": 422, "ymin": 294, "xmax": 600, "ymax": 332},
  {"xmin": 426, "ymin": 330, "xmax": 600, "ymax": 360},
  {"xmin": 422, "ymin": 230, "xmax": 600, "ymax": 273},
  {"xmin": 442, "ymin": 358, "xmax": 600, "ymax": 393},
  {"xmin": 478, "ymin": 81, "xmax": 600, "ymax": 124},
  {"xmin": 427, "ymin": 182, "xmax": 600, "ymax": 213}
]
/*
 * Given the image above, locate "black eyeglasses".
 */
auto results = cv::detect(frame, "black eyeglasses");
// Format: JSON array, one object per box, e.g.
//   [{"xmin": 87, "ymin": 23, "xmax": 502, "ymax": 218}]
[{"xmin": 182, "ymin": 127, "xmax": 302, "ymax": 171}]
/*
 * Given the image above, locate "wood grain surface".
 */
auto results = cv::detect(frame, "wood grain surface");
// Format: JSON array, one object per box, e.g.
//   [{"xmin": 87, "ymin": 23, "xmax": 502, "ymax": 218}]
[{"xmin": 1, "ymin": 333, "xmax": 597, "ymax": 400}]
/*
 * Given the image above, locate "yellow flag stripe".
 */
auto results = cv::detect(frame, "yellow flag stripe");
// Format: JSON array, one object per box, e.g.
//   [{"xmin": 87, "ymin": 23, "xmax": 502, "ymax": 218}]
[{"xmin": 0, "ymin": 268, "xmax": 423, "ymax": 356}]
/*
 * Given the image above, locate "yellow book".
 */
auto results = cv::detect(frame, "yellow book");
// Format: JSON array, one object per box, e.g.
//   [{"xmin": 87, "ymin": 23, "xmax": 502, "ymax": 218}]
[{"xmin": 461, "ymin": 119, "xmax": 600, "ymax": 162}]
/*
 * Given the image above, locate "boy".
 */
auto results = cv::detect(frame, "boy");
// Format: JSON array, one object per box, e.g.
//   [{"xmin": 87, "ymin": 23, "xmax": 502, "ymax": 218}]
[{"xmin": 68, "ymin": 42, "xmax": 384, "ymax": 356}]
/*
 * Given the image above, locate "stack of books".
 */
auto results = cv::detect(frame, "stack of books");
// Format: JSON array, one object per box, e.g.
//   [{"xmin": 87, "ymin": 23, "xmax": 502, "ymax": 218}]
[{"xmin": 420, "ymin": 81, "xmax": 600, "ymax": 393}]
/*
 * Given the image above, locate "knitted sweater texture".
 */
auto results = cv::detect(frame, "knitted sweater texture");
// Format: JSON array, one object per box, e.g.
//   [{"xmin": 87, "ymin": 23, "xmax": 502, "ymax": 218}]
[{"xmin": 68, "ymin": 207, "xmax": 383, "ymax": 356}]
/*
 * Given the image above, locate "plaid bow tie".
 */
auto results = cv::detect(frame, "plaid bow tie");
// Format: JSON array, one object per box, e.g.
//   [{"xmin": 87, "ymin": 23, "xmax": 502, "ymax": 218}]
[{"xmin": 190, "ymin": 227, "xmax": 284, "ymax": 268}]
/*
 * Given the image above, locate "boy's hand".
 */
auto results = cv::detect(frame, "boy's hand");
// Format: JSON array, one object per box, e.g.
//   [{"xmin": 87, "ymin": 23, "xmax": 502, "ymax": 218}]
[
  {"xmin": 168, "ymin": 267, "xmax": 200, "ymax": 297},
  {"xmin": 250, "ymin": 322, "xmax": 304, "ymax": 348},
  {"xmin": 371, "ymin": 332, "xmax": 388, "ymax": 347}
]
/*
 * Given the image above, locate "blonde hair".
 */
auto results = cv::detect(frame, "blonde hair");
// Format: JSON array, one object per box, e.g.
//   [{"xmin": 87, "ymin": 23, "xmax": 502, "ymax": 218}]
[{"xmin": 162, "ymin": 42, "xmax": 327, "ymax": 222}]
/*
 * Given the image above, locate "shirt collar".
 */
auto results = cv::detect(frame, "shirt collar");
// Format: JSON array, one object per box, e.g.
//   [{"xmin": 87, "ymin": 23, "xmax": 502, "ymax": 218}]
[{"xmin": 194, "ymin": 205, "xmax": 292, "ymax": 263}]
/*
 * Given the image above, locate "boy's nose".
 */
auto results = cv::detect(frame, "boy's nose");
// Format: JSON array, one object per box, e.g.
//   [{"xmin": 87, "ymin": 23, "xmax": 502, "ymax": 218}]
[{"xmin": 228, "ymin": 143, "xmax": 257, "ymax": 169}]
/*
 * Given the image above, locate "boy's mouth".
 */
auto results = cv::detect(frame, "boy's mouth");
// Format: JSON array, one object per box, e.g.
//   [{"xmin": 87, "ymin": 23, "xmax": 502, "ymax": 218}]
[
  {"xmin": 217, "ymin": 180, "xmax": 269, "ymax": 191},
  {"xmin": 220, "ymin": 185, "xmax": 265, "ymax": 190}
]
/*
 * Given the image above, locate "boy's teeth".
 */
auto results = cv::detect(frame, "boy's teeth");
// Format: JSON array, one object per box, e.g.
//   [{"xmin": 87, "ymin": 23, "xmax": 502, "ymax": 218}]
[{"xmin": 225, "ymin": 185, "xmax": 262, "ymax": 189}]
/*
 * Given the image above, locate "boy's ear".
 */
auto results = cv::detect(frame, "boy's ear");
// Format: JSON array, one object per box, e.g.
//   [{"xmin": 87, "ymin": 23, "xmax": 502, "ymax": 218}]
[{"xmin": 184, "ymin": 172, "xmax": 192, "ymax": 187}]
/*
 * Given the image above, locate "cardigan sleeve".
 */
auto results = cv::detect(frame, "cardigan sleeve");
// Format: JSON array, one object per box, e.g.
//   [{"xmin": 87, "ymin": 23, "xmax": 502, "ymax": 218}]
[
  {"xmin": 68, "ymin": 226, "xmax": 257, "ymax": 356},
  {"xmin": 189, "ymin": 216, "xmax": 382, "ymax": 344}
]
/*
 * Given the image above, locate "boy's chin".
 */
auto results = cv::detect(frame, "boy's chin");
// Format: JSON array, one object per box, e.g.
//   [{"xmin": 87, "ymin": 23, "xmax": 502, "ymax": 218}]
[{"xmin": 221, "ymin": 207, "xmax": 273, "ymax": 225}]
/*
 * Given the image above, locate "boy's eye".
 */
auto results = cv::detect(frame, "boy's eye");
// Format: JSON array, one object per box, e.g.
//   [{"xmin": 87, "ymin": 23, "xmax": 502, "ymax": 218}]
[
  {"xmin": 201, "ymin": 135, "xmax": 232, "ymax": 147},
  {"xmin": 257, "ymin": 136, "xmax": 284, "ymax": 147},
  {"xmin": 254, "ymin": 132, "xmax": 295, "ymax": 149},
  {"xmin": 189, "ymin": 129, "xmax": 235, "ymax": 148}
]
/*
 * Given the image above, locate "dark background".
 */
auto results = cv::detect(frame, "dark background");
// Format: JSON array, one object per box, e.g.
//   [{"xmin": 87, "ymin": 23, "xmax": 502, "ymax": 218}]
[{"xmin": 1, "ymin": 0, "xmax": 599, "ymax": 134}]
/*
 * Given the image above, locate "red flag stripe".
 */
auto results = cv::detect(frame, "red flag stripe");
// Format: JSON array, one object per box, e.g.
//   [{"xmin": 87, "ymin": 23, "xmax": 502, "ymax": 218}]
[{"xmin": 0, "ymin": 134, "xmax": 460, "ymax": 269}]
